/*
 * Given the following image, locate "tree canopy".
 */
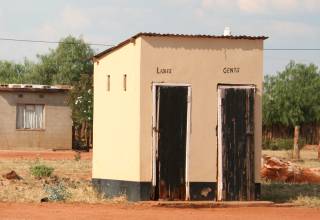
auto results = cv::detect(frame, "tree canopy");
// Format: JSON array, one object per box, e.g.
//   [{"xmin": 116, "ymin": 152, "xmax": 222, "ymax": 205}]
[
  {"xmin": 2, "ymin": 36, "xmax": 94, "ymax": 85},
  {"xmin": 263, "ymin": 61, "xmax": 320, "ymax": 127},
  {"xmin": 0, "ymin": 60, "xmax": 34, "ymax": 84}
]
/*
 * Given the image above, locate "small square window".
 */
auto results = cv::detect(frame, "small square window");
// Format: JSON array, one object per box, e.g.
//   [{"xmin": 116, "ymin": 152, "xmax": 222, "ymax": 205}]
[{"xmin": 16, "ymin": 104, "xmax": 44, "ymax": 129}]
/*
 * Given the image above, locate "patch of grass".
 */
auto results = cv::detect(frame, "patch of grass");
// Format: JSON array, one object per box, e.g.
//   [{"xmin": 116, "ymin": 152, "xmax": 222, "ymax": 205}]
[
  {"xmin": 263, "ymin": 138, "xmax": 305, "ymax": 150},
  {"xmin": 262, "ymin": 149, "xmax": 320, "ymax": 168},
  {"xmin": 30, "ymin": 164, "xmax": 54, "ymax": 178},
  {"xmin": 259, "ymin": 149, "xmax": 320, "ymax": 206},
  {"xmin": 292, "ymin": 195, "xmax": 320, "ymax": 207},
  {"xmin": 67, "ymin": 180, "xmax": 110, "ymax": 203},
  {"xmin": 261, "ymin": 182, "xmax": 320, "ymax": 204},
  {"xmin": 0, "ymin": 159, "xmax": 95, "ymax": 203}
]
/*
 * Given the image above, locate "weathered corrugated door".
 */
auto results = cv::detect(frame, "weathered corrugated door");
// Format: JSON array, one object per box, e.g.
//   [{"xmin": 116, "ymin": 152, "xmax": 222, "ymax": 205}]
[
  {"xmin": 217, "ymin": 85, "xmax": 255, "ymax": 201},
  {"xmin": 153, "ymin": 86, "xmax": 188, "ymax": 200}
]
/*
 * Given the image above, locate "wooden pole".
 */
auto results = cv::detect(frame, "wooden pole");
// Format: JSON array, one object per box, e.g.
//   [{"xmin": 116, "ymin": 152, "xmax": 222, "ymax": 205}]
[
  {"xmin": 80, "ymin": 121, "xmax": 85, "ymax": 141},
  {"xmin": 293, "ymin": 125, "xmax": 300, "ymax": 160}
]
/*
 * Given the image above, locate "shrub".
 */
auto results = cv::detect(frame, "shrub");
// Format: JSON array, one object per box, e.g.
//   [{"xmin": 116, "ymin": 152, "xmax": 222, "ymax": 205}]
[
  {"xmin": 74, "ymin": 152, "xmax": 81, "ymax": 161},
  {"xmin": 30, "ymin": 165, "xmax": 54, "ymax": 178},
  {"xmin": 45, "ymin": 183, "xmax": 70, "ymax": 201},
  {"xmin": 262, "ymin": 138, "xmax": 305, "ymax": 150}
]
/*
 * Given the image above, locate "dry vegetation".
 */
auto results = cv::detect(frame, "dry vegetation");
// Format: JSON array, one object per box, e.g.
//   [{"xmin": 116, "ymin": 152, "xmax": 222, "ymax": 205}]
[
  {"xmin": 262, "ymin": 149, "xmax": 320, "ymax": 207},
  {"xmin": 293, "ymin": 196, "xmax": 320, "ymax": 208},
  {"xmin": 0, "ymin": 149, "xmax": 319, "ymax": 207},
  {"xmin": 0, "ymin": 159, "xmax": 109, "ymax": 203},
  {"xmin": 263, "ymin": 149, "xmax": 320, "ymax": 168}
]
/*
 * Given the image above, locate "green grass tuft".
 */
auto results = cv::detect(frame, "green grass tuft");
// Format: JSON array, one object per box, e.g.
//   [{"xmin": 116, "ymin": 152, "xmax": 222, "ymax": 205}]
[{"xmin": 30, "ymin": 164, "xmax": 54, "ymax": 178}]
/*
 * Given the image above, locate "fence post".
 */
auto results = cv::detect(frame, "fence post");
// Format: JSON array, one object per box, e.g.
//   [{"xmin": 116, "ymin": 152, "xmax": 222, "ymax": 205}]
[{"xmin": 293, "ymin": 125, "xmax": 300, "ymax": 160}]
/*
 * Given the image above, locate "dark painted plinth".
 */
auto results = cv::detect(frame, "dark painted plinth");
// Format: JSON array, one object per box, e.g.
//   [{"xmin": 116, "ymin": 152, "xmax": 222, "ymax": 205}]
[
  {"xmin": 255, "ymin": 183, "xmax": 261, "ymax": 200},
  {"xmin": 189, "ymin": 182, "xmax": 261, "ymax": 201},
  {"xmin": 93, "ymin": 179, "xmax": 218, "ymax": 201},
  {"xmin": 92, "ymin": 178, "xmax": 152, "ymax": 201},
  {"xmin": 92, "ymin": 179, "xmax": 261, "ymax": 201}
]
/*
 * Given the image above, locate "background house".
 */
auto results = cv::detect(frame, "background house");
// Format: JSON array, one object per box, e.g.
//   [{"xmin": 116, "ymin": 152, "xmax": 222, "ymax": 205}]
[{"xmin": 0, "ymin": 84, "xmax": 72, "ymax": 150}]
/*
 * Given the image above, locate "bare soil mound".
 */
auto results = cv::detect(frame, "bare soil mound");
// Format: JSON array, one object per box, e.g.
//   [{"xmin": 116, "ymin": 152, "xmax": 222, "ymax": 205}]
[{"xmin": 261, "ymin": 155, "xmax": 320, "ymax": 183}]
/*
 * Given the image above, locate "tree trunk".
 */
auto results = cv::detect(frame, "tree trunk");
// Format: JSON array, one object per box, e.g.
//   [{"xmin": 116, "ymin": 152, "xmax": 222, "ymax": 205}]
[
  {"xmin": 80, "ymin": 121, "xmax": 85, "ymax": 141},
  {"xmin": 84, "ymin": 121, "xmax": 88, "ymax": 145},
  {"xmin": 89, "ymin": 127, "xmax": 93, "ymax": 149},
  {"xmin": 293, "ymin": 125, "xmax": 300, "ymax": 160}
]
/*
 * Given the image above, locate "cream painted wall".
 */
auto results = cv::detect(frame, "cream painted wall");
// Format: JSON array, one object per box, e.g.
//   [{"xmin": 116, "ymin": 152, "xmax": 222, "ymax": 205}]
[
  {"xmin": 139, "ymin": 36, "xmax": 263, "ymax": 183},
  {"xmin": 92, "ymin": 38, "xmax": 141, "ymax": 181}
]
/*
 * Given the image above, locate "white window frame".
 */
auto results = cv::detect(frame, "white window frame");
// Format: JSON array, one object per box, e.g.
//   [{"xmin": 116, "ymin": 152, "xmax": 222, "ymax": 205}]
[{"xmin": 16, "ymin": 104, "xmax": 45, "ymax": 130}]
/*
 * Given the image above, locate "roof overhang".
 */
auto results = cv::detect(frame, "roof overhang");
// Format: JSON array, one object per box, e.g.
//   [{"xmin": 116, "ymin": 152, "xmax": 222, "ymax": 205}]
[
  {"xmin": 0, "ymin": 84, "xmax": 71, "ymax": 93},
  {"xmin": 93, "ymin": 32, "xmax": 268, "ymax": 60}
]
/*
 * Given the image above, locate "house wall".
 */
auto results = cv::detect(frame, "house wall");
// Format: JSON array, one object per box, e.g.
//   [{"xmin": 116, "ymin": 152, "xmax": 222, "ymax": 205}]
[
  {"xmin": 139, "ymin": 36, "xmax": 263, "ymax": 186},
  {"xmin": 0, "ymin": 91, "xmax": 72, "ymax": 150},
  {"xmin": 92, "ymin": 38, "xmax": 142, "ymax": 182}
]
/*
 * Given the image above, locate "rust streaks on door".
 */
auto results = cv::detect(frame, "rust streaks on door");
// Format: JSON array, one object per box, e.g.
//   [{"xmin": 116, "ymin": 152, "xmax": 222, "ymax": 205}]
[
  {"xmin": 220, "ymin": 87, "xmax": 255, "ymax": 201},
  {"xmin": 154, "ymin": 86, "xmax": 188, "ymax": 201}
]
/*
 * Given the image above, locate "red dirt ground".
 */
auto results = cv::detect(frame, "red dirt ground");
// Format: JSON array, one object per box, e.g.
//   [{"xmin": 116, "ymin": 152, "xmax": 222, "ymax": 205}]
[
  {"xmin": 1, "ymin": 150, "xmax": 319, "ymax": 219},
  {"xmin": 0, "ymin": 150, "xmax": 92, "ymax": 160},
  {"xmin": 0, "ymin": 203, "xmax": 319, "ymax": 220}
]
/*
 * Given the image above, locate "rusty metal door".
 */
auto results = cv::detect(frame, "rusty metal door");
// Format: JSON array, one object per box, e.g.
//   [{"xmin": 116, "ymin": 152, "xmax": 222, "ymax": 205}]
[
  {"xmin": 153, "ymin": 86, "xmax": 188, "ymax": 200},
  {"xmin": 217, "ymin": 85, "xmax": 255, "ymax": 201}
]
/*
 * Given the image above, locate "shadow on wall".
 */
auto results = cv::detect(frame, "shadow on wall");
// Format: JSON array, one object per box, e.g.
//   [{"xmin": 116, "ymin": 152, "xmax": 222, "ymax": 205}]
[
  {"xmin": 144, "ymin": 37, "xmax": 262, "ymax": 52},
  {"xmin": 0, "ymin": 92, "xmax": 69, "ymax": 107}
]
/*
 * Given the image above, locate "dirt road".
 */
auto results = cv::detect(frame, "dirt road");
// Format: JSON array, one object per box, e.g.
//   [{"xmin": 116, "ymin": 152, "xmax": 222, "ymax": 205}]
[
  {"xmin": 0, "ymin": 150, "xmax": 92, "ymax": 160},
  {"xmin": 0, "ymin": 203, "xmax": 319, "ymax": 220}
]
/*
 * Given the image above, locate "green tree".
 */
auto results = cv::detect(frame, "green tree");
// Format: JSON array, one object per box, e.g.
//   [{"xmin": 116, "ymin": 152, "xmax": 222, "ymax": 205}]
[
  {"xmin": 68, "ymin": 74, "xmax": 93, "ymax": 149},
  {"xmin": 0, "ymin": 60, "xmax": 34, "ymax": 84},
  {"xmin": 52, "ymin": 36, "xmax": 94, "ymax": 84},
  {"xmin": 28, "ymin": 36, "xmax": 94, "ymax": 85},
  {"xmin": 25, "ymin": 53, "xmax": 58, "ymax": 84},
  {"xmin": 263, "ymin": 61, "xmax": 320, "ymax": 159}
]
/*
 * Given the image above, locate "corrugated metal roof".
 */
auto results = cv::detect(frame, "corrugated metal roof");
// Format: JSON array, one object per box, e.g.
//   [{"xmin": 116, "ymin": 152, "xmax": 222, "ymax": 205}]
[
  {"xmin": 94, "ymin": 32, "xmax": 268, "ymax": 59},
  {"xmin": 0, "ymin": 84, "xmax": 71, "ymax": 93}
]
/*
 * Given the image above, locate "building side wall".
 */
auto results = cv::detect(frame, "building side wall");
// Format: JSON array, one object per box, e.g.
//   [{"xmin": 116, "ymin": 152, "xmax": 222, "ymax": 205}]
[
  {"xmin": 139, "ymin": 36, "xmax": 263, "ymax": 183},
  {"xmin": 0, "ymin": 92, "xmax": 72, "ymax": 150},
  {"xmin": 92, "ymin": 38, "xmax": 141, "ymax": 181}
]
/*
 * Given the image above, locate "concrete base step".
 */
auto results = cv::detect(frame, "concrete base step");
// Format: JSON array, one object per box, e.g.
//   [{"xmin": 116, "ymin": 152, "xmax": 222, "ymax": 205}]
[{"xmin": 140, "ymin": 201, "xmax": 275, "ymax": 208}]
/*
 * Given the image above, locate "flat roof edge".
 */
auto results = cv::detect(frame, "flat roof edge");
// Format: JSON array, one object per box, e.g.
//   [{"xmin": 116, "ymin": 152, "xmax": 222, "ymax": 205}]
[{"xmin": 0, "ymin": 84, "xmax": 71, "ymax": 93}]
